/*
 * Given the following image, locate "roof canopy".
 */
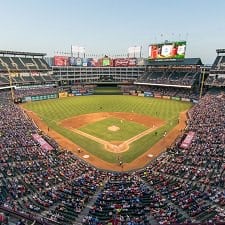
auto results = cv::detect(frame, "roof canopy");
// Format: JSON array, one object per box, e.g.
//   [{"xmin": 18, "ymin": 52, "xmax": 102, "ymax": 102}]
[{"xmin": 0, "ymin": 50, "xmax": 46, "ymax": 57}]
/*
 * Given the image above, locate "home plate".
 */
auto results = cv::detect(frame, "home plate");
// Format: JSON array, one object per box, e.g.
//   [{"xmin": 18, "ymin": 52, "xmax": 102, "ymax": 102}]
[
  {"xmin": 147, "ymin": 154, "xmax": 153, "ymax": 158},
  {"xmin": 83, "ymin": 155, "xmax": 90, "ymax": 159}
]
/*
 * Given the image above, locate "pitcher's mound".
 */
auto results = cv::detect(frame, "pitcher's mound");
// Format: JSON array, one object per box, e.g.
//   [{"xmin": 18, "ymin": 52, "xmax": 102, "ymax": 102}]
[{"xmin": 108, "ymin": 125, "xmax": 120, "ymax": 132}]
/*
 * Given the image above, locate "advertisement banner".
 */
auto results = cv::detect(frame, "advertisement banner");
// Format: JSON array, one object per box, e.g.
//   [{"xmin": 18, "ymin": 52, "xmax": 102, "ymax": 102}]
[
  {"xmin": 31, "ymin": 96, "xmax": 41, "ymax": 101},
  {"xmin": 29, "ymin": 94, "xmax": 57, "ymax": 102},
  {"xmin": 192, "ymin": 99, "xmax": 199, "ymax": 104},
  {"xmin": 181, "ymin": 98, "xmax": 190, "ymax": 102},
  {"xmin": 113, "ymin": 58, "xmax": 137, "ymax": 67},
  {"xmin": 172, "ymin": 97, "xmax": 181, "ymax": 101},
  {"xmin": 24, "ymin": 96, "xmax": 32, "ymax": 102},
  {"xmin": 48, "ymin": 94, "xmax": 58, "ymax": 99},
  {"xmin": 163, "ymin": 96, "xmax": 171, "ymax": 99},
  {"xmin": 82, "ymin": 58, "xmax": 88, "ymax": 67},
  {"xmin": 32, "ymin": 134, "xmax": 53, "ymax": 151},
  {"xmin": 180, "ymin": 131, "xmax": 195, "ymax": 149},
  {"xmin": 128, "ymin": 58, "xmax": 137, "ymax": 66},
  {"xmin": 148, "ymin": 41, "xmax": 186, "ymax": 60},
  {"xmin": 69, "ymin": 57, "xmax": 76, "ymax": 66},
  {"xmin": 87, "ymin": 58, "xmax": 93, "ymax": 67},
  {"xmin": 102, "ymin": 58, "xmax": 110, "ymax": 66},
  {"xmin": 54, "ymin": 56, "xmax": 69, "ymax": 66},
  {"xmin": 137, "ymin": 58, "xmax": 146, "ymax": 66},
  {"xmin": 59, "ymin": 92, "xmax": 68, "ymax": 98},
  {"xmin": 88, "ymin": 58, "xmax": 99, "ymax": 67},
  {"xmin": 144, "ymin": 91, "xmax": 153, "ymax": 97},
  {"xmin": 75, "ymin": 57, "xmax": 83, "ymax": 66}
]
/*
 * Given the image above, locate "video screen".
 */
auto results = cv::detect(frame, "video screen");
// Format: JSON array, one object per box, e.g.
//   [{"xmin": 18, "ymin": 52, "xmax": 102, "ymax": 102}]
[{"xmin": 148, "ymin": 41, "xmax": 186, "ymax": 60}]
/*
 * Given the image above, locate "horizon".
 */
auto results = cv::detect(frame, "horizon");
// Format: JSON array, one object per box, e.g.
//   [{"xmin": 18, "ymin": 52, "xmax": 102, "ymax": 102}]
[{"xmin": 0, "ymin": 0, "xmax": 225, "ymax": 64}]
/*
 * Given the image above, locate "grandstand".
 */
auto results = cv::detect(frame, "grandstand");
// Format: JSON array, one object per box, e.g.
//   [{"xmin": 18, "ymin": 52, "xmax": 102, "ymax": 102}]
[
  {"xmin": 0, "ymin": 50, "xmax": 50, "ymax": 72},
  {"xmin": 52, "ymin": 65, "xmax": 146, "ymax": 86},
  {"xmin": 135, "ymin": 58, "xmax": 202, "ymax": 88},
  {"xmin": 205, "ymin": 49, "xmax": 225, "ymax": 87},
  {"xmin": 0, "ymin": 50, "xmax": 57, "ymax": 90},
  {"xmin": 0, "ymin": 48, "xmax": 224, "ymax": 225}
]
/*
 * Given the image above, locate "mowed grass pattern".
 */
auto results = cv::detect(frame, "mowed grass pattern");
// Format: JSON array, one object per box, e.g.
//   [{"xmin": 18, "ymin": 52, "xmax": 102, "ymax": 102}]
[
  {"xmin": 24, "ymin": 96, "xmax": 192, "ymax": 163},
  {"xmin": 79, "ymin": 117, "xmax": 148, "ymax": 141}
]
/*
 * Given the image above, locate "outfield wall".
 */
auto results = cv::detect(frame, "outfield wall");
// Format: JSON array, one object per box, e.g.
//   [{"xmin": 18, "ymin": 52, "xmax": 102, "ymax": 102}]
[{"xmin": 18, "ymin": 89, "xmax": 198, "ymax": 104}]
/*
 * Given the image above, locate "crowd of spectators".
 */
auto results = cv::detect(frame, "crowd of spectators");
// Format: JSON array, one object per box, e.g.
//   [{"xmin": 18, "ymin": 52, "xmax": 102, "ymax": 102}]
[
  {"xmin": 121, "ymin": 85, "xmax": 199, "ymax": 100},
  {"xmin": 0, "ymin": 97, "xmax": 107, "ymax": 224},
  {"xmin": 137, "ymin": 70, "xmax": 199, "ymax": 87},
  {"xmin": 205, "ymin": 75, "xmax": 225, "ymax": 87},
  {"xmin": 0, "ymin": 90, "xmax": 224, "ymax": 224},
  {"xmin": 138, "ymin": 92, "xmax": 225, "ymax": 224},
  {"xmin": 14, "ymin": 86, "xmax": 59, "ymax": 99}
]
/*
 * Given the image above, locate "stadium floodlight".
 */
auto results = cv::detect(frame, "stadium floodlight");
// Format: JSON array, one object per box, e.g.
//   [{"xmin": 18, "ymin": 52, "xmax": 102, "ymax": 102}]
[
  {"xmin": 128, "ymin": 46, "xmax": 141, "ymax": 58},
  {"xmin": 71, "ymin": 46, "xmax": 85, "ymax": 58}
]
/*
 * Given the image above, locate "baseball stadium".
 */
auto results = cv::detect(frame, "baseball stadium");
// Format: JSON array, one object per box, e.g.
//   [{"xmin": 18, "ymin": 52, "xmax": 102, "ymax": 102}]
[{"xmin": 0, "ymin": 43, "xmax": 224, "ymax": 225}]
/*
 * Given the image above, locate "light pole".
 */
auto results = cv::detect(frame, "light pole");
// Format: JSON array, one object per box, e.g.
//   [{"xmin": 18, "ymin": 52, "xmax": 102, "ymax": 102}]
[{"xmin": 199, "ymin": 67, "xmax": 206, "ymax": 99}]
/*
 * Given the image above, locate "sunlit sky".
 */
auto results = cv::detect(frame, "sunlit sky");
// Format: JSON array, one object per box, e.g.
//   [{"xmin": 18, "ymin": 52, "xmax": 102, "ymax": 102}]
[{"xmin": 0, "ymin": 0, "xmax": 224, "ymax": 64}]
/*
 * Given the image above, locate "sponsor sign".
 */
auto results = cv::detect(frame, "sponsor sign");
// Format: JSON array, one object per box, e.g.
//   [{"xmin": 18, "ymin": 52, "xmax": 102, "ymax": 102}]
[
  {"xmin": 114, "ymin": 58, "xmax": 137, "ymax": 67},
  {"xmin": 180, "ymin": 131, "xmax": 195, "ymax": 149},
  {"xmin": 54, "ymin": 56, "xmax": 69, "ymax": 66},
  {"xmin": 75, "ymin": 57, "xmax": 82, "ymax": 66},
  {"xmin": 172, "ymin": 96, "xmax": 181, "ymax": 101},
  {"xmin": 69, "ymin": 57, "xmax": 76, "ymax": 66},
  {"xmin": 181, "ymin": 98, "xmax": 190, "ymax": 102},
  {"xmin": 32, "ymin": 134, "xmax": 53, "ymax": 151},
  {"xmin": 59, "ymin": 92, "xmax": 68, "ymax": 98}
]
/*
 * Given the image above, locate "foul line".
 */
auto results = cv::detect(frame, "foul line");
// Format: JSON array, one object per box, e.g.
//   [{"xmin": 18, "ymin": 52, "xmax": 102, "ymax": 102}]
[{"xmin": 69, "ymin": 125, "xmax": 161, "ymax": 153}]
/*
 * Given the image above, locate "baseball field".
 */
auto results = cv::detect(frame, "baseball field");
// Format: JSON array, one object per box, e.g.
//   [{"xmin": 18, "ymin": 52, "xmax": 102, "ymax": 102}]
[{"xmin": 22, "ymin": 95, "xmax": 192, "ymax": 171}]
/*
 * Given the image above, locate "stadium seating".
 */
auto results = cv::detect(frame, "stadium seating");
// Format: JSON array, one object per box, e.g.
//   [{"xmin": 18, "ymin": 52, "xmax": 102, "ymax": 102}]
[
  {"xmin": 0, "ymin": 50, "xmax": 225, "ymax": 224},
  {"xmin": 0, "ymin": 75, "xmax": 9, "ymax": 86},
  {"xmin": 121, "ymin": 85, "xmax": 199, "ymax": 100},
  {"xmin": 0, "ymin": 56, "xmax": 50, "ymax": 72},
  {"xmin": 137, "ymin": 70, "xmax": 199, "ymax": 87},
  {"xmin": 0, "ymin": 91, "xmax": 224, "ymax": 224},
  {"xmin": 205, "ymin": 55, "xmax": 225, "ymax": 87},
  {"xmin": 14, "ymin": 86, "xmax": 59, "ymax": 98}
]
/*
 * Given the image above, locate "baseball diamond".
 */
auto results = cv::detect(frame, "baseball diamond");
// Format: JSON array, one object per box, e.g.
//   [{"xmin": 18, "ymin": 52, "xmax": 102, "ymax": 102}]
[{"xmin": 22, "ymin": 95, "xmax": 191, "ymax": 170}]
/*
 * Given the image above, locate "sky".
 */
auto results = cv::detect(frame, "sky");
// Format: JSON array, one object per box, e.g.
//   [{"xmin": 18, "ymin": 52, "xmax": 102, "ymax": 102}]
[{"xmin": 0, "ymin": 0, "xmax": 225, "ymax": 64}]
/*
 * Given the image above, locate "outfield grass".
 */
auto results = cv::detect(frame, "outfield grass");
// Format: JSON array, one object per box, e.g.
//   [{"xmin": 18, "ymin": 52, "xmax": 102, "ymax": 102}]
[
  {"xmin": 79, "ymin": 117, "xmax": 148, "ymax": 141},
  {"xmin": 23, "ymin": 95, "xmax": 192, "ymax": 163}
]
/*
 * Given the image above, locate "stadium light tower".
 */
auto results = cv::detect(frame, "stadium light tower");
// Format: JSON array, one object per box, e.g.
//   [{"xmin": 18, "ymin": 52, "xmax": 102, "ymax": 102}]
[
  {"xmin": 199, "ymin": 67, "xmax": 206, "ymax": 99},
  {"xmin": 4, "ymin": 64, "xmax": 15, "ymax": 102}
]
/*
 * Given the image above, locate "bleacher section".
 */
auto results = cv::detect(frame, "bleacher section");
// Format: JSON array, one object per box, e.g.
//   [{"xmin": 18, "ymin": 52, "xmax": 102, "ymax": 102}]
[
  {"xmin": 0, "ymin": 56, "xmax": 51, "ymax": 72},
  {"xmin": 205, "ymin": 52, "xmax": 225, "ymax": 87},
  {"xmin": 0, "ymin": 74, "xmax": 58, "ymax": 87},
  {"xmin": 0, "ymin": 92, "xmax": 224, "ymax": 224},
  {"xmin": 0, "ymin": 51, "xmax": 57, "ymax": 87},
  {"xmin": 121, "ymin": 85, "xmax": 199, "ymax": 100},
  {"xmin": 205, "ymin": 75, "xmax": 225, "ymax": 87},
  {"xmin": 136, "ymin": 70, "xmax": 200, "ymax": 87},
  {"xmin": 14, "ymin": 86, "xmax": 59, "ymax": 98},
  {"xmin": 135, "ymin": 58, "xmax": 202, "ymax": 88},
  {"xmin": 0, "ymin": 75, "xmax": 9, "ymax": 85}
]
